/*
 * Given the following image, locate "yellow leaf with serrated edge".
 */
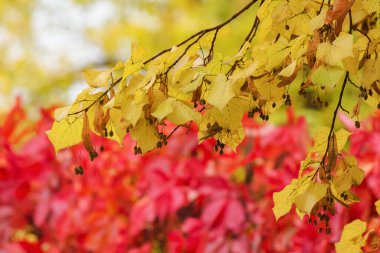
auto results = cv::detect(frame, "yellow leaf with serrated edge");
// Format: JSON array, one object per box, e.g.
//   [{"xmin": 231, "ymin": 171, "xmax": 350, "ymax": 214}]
[
  {"xmin": 47, "ymin": 116, "xmax": 83, "ymax": 153},
  {"xmin": 311, "ymin": 65, "xmax": 345, "ymax": 88},
  {"xmin": 294, "ymin": 182, "xmax": 328, "ymax": 214},
  {"xmin": 206, "ymin": 74, "xmax": 235, "ymax": 112},
  {"xmin": 375, "ymin": 199, "xmax": 380, "ymax": 215},
  {"xmin": 273, "ymin": 174, "xmax": 313, "ymax": 221},
  {"xmin": 129, "ymin": 118, "xmax": 159, "ymax": 154},
  {"xmin": 335, "ymin": 219, "xmax": 368, "ymax": 253},
  {"xmin": 316, "ymin": 33, "xmax": 353, "ymax": 66}
]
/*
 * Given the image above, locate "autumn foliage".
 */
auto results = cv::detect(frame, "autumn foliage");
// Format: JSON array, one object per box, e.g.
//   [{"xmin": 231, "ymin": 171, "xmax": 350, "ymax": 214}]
[{"xmin": 0, "ymin": 100, "xmax": 379, "ymax": 253}]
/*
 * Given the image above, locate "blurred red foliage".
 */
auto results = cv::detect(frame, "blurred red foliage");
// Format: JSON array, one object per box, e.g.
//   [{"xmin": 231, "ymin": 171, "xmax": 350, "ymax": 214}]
[{"xmin": 0, "ymin": 100, "xmax": 379, "ymax": 253}]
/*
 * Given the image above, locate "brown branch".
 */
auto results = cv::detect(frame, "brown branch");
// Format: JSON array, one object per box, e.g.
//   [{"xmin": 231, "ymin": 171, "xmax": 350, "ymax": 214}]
[
  {"xmin": 68, "ymin": 77, "xmax": 123, "ymax": 116},
  {"xmin": 164, "ymin": 31, "xmax": 206, "ymax": 74},
  {"xmin": 143, "ymin": 0, "xmax": 259, "ymax": 65},
  {"xmin": 320, "ymin": 72, "xmax": 349, "ymax": 167}
]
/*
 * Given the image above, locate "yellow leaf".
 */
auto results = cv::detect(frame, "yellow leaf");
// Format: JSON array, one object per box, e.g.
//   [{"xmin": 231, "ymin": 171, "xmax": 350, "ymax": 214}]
[
  {"xmin": 311, "ymin": 65, "xmax": 345, "ymax": 88},
  {"xmin": 152, "ymin": 98, "xmax": 201, "ymax": 125},
  {"xmin": 151, "ymin": 98, "xmax": 174, "ymax": 121},
  {"xmin": 362, "ymin": 0, "xmax": 380, "ymax": 14},
  {"xmin": 311, "ymin": 128, "xmax": 350, "ymax": 155},
  {"xmin": 122, "ymin": 90, "xmax": 148, "ymax": 127},
  {"xmin": 273, "ymin": 174, "xmax": 312, "ymax": 221},
  {"xmin": 231, "ymin": 167, "xmax": 246, "ymax": 184},
  {"xmin": 375, "ymin": 199, "xmax": 380, "ymax": 215},
  {"xmin": 107, "ymin": 108, "xmax": 127, "ymax": 145},
  {"xmin": 335, "ymin": 219, "xmax": 368, "ymax": 253},
  {"xmin": 129, "ymin": 118, "xmax": 159, "ymax": 154},
  {"xmin": 206, "ymin": 74, "xmax": 235, "ymax": 112},
  {"xmin": 333, "ymin": 156, "xmax": 365, "ymax": 194},
  {"xmin": 294, "ymin": 182, "xmax": 328, "ymax": 214},
  {"xmin": 265, "ymin": 37, "xmax": 290, "ymax": 70},
  {"xmin": 311, "ymin": 127, "xmax": 330, "ymax": 154},
  {"xmin": 316, "ymin": 33, "xmax": 353, "ymax": 66},
  {"xmin": 215, "ymin": 127, "xmax": 245, "ymax": 152},
  {"xmin": 54, "ymin": 106, "xmax": 71, "ymax": 122},
  {"xmin": 178, "ymin": 70, "xmax": 205, "ymax": 93},
  {"xmin": 230, "ymin": 61, "xmax": 258, "ymax": 81},
  {"xmin": 303, "ymin": 10, "xmax": 326, "ymax": 34},
  {"xmin": 362, "ymin": 58, "xmax": 380, "ymax": 89},
  {"xmin": 278, "ymin": 60, "xmax": 297, "ymax": 78},
  {"xmin": 47, "ymin": 115, "xmax": 83, "ymax": 153},
  {"xmin": 336, "ymin": 128, "xmax": 351, "ymax": 151},
  {"xmin": 299, "ymin": 153, "xmax": 312, "ymax": 176},
  {"xmin": 82, "ymin": 69, "xmax": 112, "ymax": 88},
  {"xmin": 82, "ymin": 62, "xmax": 124, "ymax": 88}
]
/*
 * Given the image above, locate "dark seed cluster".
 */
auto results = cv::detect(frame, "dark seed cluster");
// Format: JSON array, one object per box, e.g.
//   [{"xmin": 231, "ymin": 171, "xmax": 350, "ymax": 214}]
[
  {"xmin": 134, "ymin": 146, "xmax": 142, "ymax": 155},
  {"xmin": 214, "ymin": 139, "xmax": 225, "ymax": 155},
  {"xmin": 74, "ymin": 166, "xmax": 84, "ymax": 175}
]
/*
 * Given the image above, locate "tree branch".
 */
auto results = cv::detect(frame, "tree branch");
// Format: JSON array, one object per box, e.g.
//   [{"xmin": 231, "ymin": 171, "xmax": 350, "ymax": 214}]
[{"xmin": 143, "ymin": 0, "xmax": 259, "ymax": 65}]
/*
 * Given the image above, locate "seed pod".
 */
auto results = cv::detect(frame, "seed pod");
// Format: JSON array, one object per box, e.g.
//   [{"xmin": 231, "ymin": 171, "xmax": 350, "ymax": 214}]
[
  {"xmin": 82, "ymin": 112, "xmax": 96, "ymax": 155},
  {"xmin": 326, "ymin": 133, "xmax": 338, "ymax": 173}
]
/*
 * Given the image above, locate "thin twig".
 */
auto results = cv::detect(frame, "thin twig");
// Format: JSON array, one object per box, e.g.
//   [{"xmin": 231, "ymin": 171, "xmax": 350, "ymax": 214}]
[
  {"xmin": 143, "ymin": 0, "xmax": 258, "ymax": 65},
  {"xmin": 68, "ymin": 77, "xmax": 123, "ymax": 116},
  {"xmin": 321, "ymin": 72, "xmax": 349, "ymax": 166}
]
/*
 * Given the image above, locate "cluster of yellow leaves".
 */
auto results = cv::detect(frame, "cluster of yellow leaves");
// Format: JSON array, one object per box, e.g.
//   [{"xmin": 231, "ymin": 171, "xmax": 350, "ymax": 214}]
[
  {"xmin": 48, "ymin": 0, "xmax": 379, "ymax": 155},
  {"xmin": 272, "ymin": 127, "xmax": 365, "ymax": 220}
]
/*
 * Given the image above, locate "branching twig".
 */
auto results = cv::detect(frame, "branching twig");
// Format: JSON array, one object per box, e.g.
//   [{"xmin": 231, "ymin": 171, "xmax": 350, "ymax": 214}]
[
  {"xmin": 143, "ymin": 0, "xmax": 259, "ymax": 65},
  {"xmin": 68, "ymin": 77, "xmax": 123, "ymax": 116},
  {"xmin": 320, "ymin": 72, "xmax": 349, "ymax": 167}
]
